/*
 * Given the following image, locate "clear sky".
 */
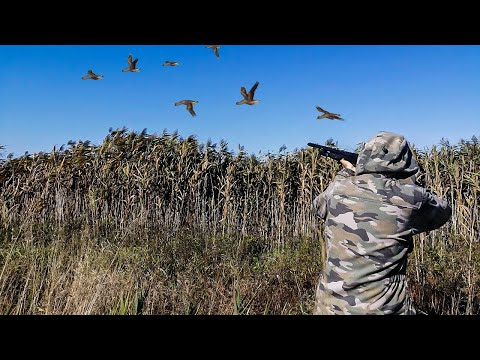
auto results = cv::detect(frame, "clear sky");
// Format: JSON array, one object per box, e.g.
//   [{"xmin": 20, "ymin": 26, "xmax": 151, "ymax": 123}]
[{"xmin": 1, "ymin": 45, "xmax": 479, "ymax": 157}]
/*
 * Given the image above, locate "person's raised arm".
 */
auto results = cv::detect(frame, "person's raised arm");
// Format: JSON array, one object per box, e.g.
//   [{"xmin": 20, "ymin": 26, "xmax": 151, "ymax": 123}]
[{"xmin": 412, "ymin": 190, "xmax": 452, "ymax": 234}]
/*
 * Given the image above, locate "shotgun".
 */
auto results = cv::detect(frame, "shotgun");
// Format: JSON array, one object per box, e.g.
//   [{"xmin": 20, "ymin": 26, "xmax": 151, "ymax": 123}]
[{"xmin": 307, "ymin": 143, "xmax": 358, "ymax": 164}]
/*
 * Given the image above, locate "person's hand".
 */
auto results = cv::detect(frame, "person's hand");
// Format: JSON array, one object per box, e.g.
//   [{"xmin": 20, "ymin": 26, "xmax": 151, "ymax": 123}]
[{"xmin": 340, "ymin": 158, "xmax": 355, "ymax": 171}]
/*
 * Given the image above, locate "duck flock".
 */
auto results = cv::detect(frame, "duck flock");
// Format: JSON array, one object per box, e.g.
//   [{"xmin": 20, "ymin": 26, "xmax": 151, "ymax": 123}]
[{"xmin": 81, "ymin": 45, "xmax": 344, "ymax": 121}]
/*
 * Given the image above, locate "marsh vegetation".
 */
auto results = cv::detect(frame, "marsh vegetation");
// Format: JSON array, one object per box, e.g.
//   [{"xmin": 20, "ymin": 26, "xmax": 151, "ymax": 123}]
[{"xmin": 0, "ymin": 130, "xmax": 478, "ymax": 314}]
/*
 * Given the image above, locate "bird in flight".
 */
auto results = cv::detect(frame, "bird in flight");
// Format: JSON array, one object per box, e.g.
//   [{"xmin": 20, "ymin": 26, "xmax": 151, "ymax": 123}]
[
  {"xmin": 162, "ymin": 61, "xmax": 180, "ymax": 67},
  {"xmin": 205, "ymin": 45, "xmax": 220, "ymax": 58},
  {"xmin": 316, "ymin": 106, "xmax": 344, "ymax": 121},
  {"xmin": 81, "ymin": 70, "xmax": 104, "ymax": 80},
  {"xmin": 122, "ymin": 54, "xmax": 140, "ymax": 72},
  {"xmin": 236, "ymin": 81, "xmax": 260, "ymax": 105},
  {"xmin": 175, "ymin": 100, "xmax": 199, "ymax": 117}
]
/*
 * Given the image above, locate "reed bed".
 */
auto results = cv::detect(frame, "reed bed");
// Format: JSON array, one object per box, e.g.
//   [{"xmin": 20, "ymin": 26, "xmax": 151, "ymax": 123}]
[{"xmin": 0, "ymin": 129, "xmax": 478, "ymax": 314}]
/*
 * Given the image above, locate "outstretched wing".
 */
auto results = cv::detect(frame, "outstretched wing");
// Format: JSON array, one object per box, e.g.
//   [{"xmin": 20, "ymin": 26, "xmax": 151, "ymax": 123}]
[
  {"xmin": 186, "ymin": 103, "xmax": 196, "ymax": 117},
  {"xmin": 240, "ymin": 87, "xmax": 248, "ymax": 100},
  {"xmin": 127, "ymin": 54, "xmax": 133, "ymax": 66},
  {"xmin": 213, "ymin": 47, "xmax": 220, "ymax": 57},
  {"xmin": 175, "ymin": 100, "xmax": 187, "ymax": 106},
  {"xmin": 248, "ymin": 81, "xmax": 259, "ymax": 100},
  {"xmin": 132, "ymin": 58, "xmax": 139, "ymax": 67},
  {"xmin": 316, "ymin": 106, "xmax": 327, "ymax": 113},
  {"xmin": 88, "ymin": 70, "xmax": 94, "ymax": 75}
]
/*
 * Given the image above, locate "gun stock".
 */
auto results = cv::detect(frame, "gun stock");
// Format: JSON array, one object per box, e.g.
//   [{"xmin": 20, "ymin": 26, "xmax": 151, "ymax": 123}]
[{"xmin": 307, "ymin": 143, "xmax": 358, "ymax": 164}]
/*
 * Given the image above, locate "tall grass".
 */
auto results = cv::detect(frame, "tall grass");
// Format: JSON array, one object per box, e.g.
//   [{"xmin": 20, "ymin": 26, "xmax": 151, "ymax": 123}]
[{"xmin": 0, "ymin": 129, "xmax": 478, "ymax": 314}]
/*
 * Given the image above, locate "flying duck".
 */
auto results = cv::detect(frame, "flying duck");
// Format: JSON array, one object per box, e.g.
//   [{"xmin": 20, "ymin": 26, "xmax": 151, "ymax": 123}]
[
  {"xmin": 316, "ymin": 106, "xmax": 344, "ymax": 121},
  {"xmin": 81, "ymin": 70, "xmax": 104, "ymax": 80},
  {"xmin": 205, "ymin": 45, "xmax": 220, "ymax": 58},
  {"xmin": 175, "ymin": 100, "xmax": 198, "ymax": 117},
  {"xmin": 122, "ymin": 54, "xmax": 140, "ymax": 72},
  {"xmin": 162, "ymin": 61, "xmax": 180, "ymax": 67},
  {"xmin": 236, "ymin": 81, "xmax": 260, "ymax": 105}
]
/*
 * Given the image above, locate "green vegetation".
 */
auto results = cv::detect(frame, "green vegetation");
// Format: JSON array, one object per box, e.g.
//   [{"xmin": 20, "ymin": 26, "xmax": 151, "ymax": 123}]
[{"xmin": 0, "ymin": 129, "xmax": 479, "ymax": 314}]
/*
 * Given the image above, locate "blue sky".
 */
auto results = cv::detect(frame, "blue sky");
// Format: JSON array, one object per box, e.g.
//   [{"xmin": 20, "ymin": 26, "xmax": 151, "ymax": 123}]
[{"xmin": 0, "ymin": 45, "xmax": 479, "ymax": 157}]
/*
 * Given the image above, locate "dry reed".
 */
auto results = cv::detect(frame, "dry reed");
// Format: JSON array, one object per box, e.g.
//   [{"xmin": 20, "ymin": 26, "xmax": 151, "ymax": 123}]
[{"xmin": 0, "ymin": 130, "xmax": 478, "ymax": 314}]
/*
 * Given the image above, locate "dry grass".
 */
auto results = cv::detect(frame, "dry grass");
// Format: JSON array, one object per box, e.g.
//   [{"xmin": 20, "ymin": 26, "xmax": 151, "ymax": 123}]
[
  {"xmin": 0, "ymin": 129, "xmax": 478, "ymax": 314},
  {"xmin": 0, "ymin": 228, "xmax": 320, "ymax": 314}
]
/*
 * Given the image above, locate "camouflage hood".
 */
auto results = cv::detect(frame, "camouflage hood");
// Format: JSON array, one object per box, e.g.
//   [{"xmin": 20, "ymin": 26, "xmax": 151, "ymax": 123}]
[{"xmin": 355, "ymin": 131, "xmax": 419, "ymax": 181}]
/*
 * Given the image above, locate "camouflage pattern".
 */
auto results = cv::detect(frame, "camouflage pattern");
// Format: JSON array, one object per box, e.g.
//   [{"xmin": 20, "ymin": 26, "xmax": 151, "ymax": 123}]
[{"xmin": 313, "ymin": 131, "xmax": 451, "ymax": 315}]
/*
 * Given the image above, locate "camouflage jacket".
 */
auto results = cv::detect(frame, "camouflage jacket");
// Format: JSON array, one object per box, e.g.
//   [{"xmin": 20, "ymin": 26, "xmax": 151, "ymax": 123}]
[{"xmin": 313, "ymin": 131, "xmax": 451, "ymax": 315}]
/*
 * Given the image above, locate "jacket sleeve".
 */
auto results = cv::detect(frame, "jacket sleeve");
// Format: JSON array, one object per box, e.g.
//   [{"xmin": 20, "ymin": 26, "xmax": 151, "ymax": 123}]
[
  {"xmin": 313, "ymin": 168, "xmax": 355, "ymax": 221},
  {"xmin": 412, "ymin": 189, "xmax": 452, "ymax": 234}
]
